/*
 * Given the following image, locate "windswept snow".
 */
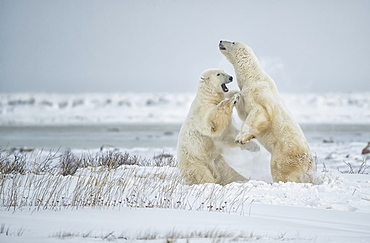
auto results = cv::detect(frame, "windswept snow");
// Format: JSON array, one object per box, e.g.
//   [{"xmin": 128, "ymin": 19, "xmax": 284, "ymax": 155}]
[{"xmin": 1, "ymin": 204, "xmax": 369, "ymax": 243}]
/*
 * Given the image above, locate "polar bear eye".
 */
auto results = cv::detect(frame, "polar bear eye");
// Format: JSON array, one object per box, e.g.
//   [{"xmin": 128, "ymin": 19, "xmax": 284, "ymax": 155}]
[
  {"xmin": 217, "ymin": 73, "xmax": 220, "ymax": 76},
  {"xmin": 232, "ymin": 42, "xmax": 235, "ymax": 44}
]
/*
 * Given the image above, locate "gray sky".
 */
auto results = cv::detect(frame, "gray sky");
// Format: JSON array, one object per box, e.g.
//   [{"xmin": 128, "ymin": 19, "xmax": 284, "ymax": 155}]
[{"xmin": 1, "ymin": 0, "xmax": 369, "ymax": 94}]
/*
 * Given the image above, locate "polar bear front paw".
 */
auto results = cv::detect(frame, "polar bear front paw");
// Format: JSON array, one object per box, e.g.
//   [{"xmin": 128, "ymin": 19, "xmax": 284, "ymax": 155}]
[
  {"xmin": 230, "ymin": 93, "xmax": 240, "ymax": 105},
  {"xmin": 235, "ymin": 133, "xmax": 255, "ymax": 145},
  {"xmin": 240, "ymin": 140, "xmax": 260, "ymax": 152}
]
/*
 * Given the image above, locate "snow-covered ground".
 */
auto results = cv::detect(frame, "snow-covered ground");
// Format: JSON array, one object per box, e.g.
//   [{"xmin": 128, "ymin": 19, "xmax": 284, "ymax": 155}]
[
  {"xmin": 1, "ymin": 200, "xmax": 369, "ymax": 243},
  {"xmin": 1, "ymin": 92, "xmax": 370, "ymax": 242},
  {"xmin": 0, "ymin": 151, "xmax": 369, "ymax": 242}
]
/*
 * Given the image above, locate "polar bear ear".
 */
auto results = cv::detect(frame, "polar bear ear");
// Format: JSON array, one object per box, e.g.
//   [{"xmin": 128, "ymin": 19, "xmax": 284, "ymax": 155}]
[{"xmin": 200, "ymin": 76, "xmax": 210, "ymax": 82}]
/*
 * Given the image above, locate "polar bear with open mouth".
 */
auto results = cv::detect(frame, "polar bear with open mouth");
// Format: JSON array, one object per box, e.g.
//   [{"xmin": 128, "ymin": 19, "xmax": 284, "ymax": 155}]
[{"xmin": 177, "ymin": 68, "xmax": 259, "ymax": 185}]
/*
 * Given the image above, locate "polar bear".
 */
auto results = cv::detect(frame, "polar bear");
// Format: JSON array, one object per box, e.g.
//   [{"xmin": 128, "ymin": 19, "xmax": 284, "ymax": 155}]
[
  {"xmin": 177, "ymin": 68, "xmax": 259, "ymax": 185},
  {"xmin": 219, "ymin": 40, "xmax": 315, "ymax": 183}
]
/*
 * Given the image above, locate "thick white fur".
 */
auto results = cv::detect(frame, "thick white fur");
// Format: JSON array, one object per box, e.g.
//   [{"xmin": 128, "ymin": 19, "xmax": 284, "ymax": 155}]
[
  {"xmin": 177, "ymin": 69, "xmax": 259, "ymax": 185},
  {"xmin": 219, "ymin": 41, "xmax": 315, "ymax": 183}
]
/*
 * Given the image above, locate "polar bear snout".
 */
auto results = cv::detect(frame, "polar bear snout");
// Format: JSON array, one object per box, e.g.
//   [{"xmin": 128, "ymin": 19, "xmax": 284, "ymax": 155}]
[
  {"xmin": 219, "ymin": 41, "xmax": 226, "ymax": 50},
  {"xmin": 222, "ymin": 74, "xmax": 233, "ymax": 84},
  {"xmin": 219, "ymin": 40, "xmax": 236, "ymax": 51},
  {"xmin": 221, "ymin": 74, "xmax": 233, "ymax": 93}
]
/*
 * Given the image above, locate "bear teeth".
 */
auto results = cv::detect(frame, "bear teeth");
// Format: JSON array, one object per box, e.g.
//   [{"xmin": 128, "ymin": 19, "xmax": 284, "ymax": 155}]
[{"xmin": 221, "ymin": 84, "xmax": 229, "ymax": 92}]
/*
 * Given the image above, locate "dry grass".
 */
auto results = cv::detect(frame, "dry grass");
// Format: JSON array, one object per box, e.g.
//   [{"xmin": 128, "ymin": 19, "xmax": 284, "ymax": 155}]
[
  {"xmin": 0, "ymin": 148, "xmax": 177, "ymax": 176},
  {"xmin": 0, "ymin": 147, "xmax": 255, "ymax": 215},
  {"xmin": 341, "ymin": 158, "xmax": 369, "ymax": 174},
  {"xmin": 1, "ymin": 146, "xmax": 365, "ymax": 215},
  {"xmin": 0, "ymin": 150, "xmax": 26, "ymax": 175},
  {"xmin": 0, "ymin": 223, "xmax": 25, "ymax": 237},
  {"xmin": 315, "ymin": 153, "xmax": 369, "ymax": 175},
  {"xmin": 50, "ymin": 228, "xmax": 314, "ymax": 242}
]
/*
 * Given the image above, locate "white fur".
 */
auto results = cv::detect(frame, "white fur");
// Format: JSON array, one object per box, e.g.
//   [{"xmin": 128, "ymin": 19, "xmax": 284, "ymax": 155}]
[
  {"xmin": 220, "ymin": 41, "xmax": 315, "ymax": 183},
  {"xmin": 177, "ymin": 69, "xmax": 259, "ymax": 185}
]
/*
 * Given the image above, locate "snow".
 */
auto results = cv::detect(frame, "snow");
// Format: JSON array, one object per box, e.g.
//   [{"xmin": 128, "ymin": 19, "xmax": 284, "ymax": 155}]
[
  {"xmin": 1, "ymin": 92, "xmax": 369, "ymax": 125},
  {"xmin": 1, "ymin": 171, "xmax": 370, "ymax": 242},
  {"xmin": 1, "ymin": 92, "xmax": 370, "ymax": 242},
  {"xmin": 1, "ymin": 204, "xmax": 370, "ymax": 243},
  {"xmin": 1, "ymin": 149, "xmax": 369, "ymax": 242}
]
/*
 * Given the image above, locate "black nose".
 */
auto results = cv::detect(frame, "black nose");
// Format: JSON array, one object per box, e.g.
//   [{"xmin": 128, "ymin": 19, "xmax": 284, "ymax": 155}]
[
  {"xmin": 229, "ymin": 76, "xmax": 233, "ymax": 81},
  {"xmin": 220, "ymin": 40, "xmax": 222, "ymax": 43},
  {"xmin": 219, "ymin": 41, "xmax": 226, "ymax": 50}
]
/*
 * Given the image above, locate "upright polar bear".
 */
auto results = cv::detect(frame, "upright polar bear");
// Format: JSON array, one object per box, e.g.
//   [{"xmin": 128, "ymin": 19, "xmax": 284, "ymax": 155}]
[
  {"xmin": 219, "ymin": 40, "xmax": 315, "ymax": 183},
  {"xmin": 177, "ymin": 69, "xmax": 259, "ymax": 185}
]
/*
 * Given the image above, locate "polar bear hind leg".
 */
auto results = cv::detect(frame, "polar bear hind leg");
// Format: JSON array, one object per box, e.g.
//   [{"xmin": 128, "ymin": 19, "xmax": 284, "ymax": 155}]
[
  {"xmin": 271, "ymin": 153, "xmax": 314, "ymax": 183},
  {"xmin": 179, "ymin": 160, "xmax": 218, "ymax": 185},
  {"xmin": 214, "ymin": 155, "xmax": 247, "ymax": 185}
]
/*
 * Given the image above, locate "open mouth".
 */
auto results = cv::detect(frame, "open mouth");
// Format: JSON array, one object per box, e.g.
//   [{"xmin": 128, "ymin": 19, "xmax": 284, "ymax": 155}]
[
  {"xmin": 219, "ymin": 42, "xmax": 226, "ymax": 50},
  {"xmin": 221, "ymin": 83, "xmax": 229, "ymax": 92},
  {"xmin": 221, "ymin": 76, "xmax": 233, "ymax": 92}
]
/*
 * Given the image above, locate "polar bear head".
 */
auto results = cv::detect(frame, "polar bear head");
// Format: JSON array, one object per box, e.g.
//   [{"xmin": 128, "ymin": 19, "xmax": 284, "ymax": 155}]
[
  {"xmin": 219, "ymin": 40, "xmax": 254, "ymax": 65},
  {"xmin": 200, "ymin": 69, "xmax": 233, "ymax": 93}
]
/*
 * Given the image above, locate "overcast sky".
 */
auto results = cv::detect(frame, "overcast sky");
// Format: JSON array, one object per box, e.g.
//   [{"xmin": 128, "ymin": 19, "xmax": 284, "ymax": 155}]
[{"xmin": 1, "ymin": 0, "xmax": 369, "ymax": 94}]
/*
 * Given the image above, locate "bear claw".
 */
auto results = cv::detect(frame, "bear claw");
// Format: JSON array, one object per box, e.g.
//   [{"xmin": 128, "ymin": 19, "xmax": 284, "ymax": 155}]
[
  {"xmin": 235, "ymin": 134, "xmax": 255, "ymax": 145},
  {"xmin": 231, "ymin": 94, "xmax": 240, "ymax": 105}
]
